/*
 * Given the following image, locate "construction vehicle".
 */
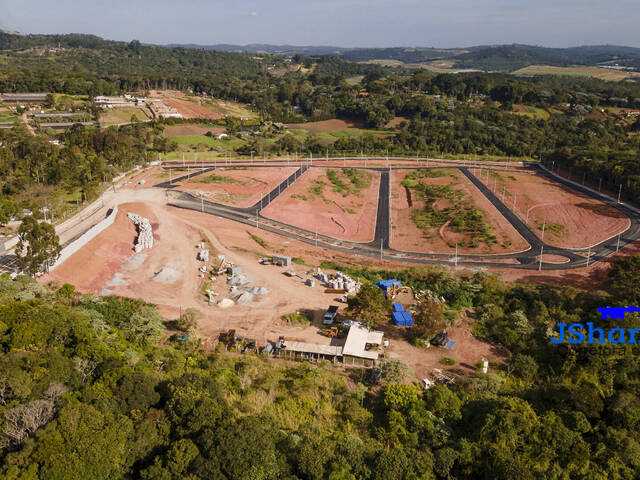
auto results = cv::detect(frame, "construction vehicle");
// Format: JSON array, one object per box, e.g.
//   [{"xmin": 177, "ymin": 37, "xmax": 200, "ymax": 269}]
[
  {"xmin": 323, "ymin": 327, "xmax": 339, "ymax": 338},
  {"xmin": 386, "ymin": 282, "xmax": 412, "ymax": 300}
]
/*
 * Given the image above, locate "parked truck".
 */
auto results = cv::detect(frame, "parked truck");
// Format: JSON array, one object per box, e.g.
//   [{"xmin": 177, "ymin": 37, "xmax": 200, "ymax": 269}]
[{"xmin": 323, "ymin": 305, "xmax": 339, "ymax": 325}]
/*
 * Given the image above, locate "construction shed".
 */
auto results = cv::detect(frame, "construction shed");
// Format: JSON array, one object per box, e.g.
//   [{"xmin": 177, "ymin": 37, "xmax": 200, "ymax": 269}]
[
  {"xmin": 281, "ymin": 341, "xmax": 342, "ymax": 362},
  {"xmin": 2, "ymin": 93, "xmax": 48, "ymax": 103},
  {"xmin": 342, "ymin": 325, "xmax": 384, "ymax": 367},
  {"xmin": 272, "ymin": 255, "xmax": 292, "ymax": 267}
]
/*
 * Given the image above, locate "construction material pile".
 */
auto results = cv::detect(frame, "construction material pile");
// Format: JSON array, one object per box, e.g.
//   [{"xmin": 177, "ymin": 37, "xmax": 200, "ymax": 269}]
[
  {"xmin": 198, "ymin": 249, "xmax": 209, "ymax": 262},
  {"xmin": 415, "ymin": 289, "xmax": 446, "ymax": 304},
  {"xmin": 325, "ymin": 270, "xmax": 360, "ymax": 293},
  {"xmin": 227, "ymin": 273, "xmax": 250, "ymax": 286},
  {"xmin": 127, "ymin": 213, "xmax": 154, "ymax": 252}
]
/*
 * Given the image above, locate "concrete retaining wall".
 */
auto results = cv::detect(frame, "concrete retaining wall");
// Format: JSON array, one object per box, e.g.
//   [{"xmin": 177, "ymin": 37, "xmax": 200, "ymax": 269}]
[{"xmin": 50, "ymin": 205, "xmax": 118, "ymax": 271}]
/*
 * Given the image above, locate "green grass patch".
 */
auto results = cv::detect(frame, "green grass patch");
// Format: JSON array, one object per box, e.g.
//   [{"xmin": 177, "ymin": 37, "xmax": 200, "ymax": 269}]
[
  {"xmin": 440, "ymin": 357, "xmax": 456, "ymax": 366},
  {"xmin": 282, "ymin": 312, "xmax": 311, "ymax": 326},
  {"xmin": 192, "ymin": 173, "xmax": 242, "ymax": 185},
  {"xmin": 536, "ymin": 221, "xmax": 565, "ymax": 237},
  {"xmin": 326, "ymin": 168, "xmax": 372, "ymax": 196},
  {"xmin": 292, "ymin": 257, "xmax": 308, "ymax": 266},
  {"xmin": 402, "ymin": 172, "xmax": 498, "ymax": 248},
  {"xmin": 250, "ymin": 234, "xmax": 268, "ymax": 248}
]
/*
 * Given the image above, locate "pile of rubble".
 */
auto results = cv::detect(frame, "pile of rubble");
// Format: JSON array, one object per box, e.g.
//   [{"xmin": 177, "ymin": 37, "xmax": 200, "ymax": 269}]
[
  {"xmin": 127, "ymin": 213, "xmax": 154, "ymax": 253},
  {"xmin": 415, "ymin": 289, "xmax": 446, "ymax": 304}
]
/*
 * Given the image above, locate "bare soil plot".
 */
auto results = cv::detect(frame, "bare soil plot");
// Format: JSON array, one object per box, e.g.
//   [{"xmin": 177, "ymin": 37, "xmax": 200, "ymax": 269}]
[
  {"xmin": 479, "ymin": 171, "xmax": 630, "ymax": 249},
  {"xmin": 149, "ymin": 90, "xmax": 256, "ymax": 120},
  {"xmin": 162, "ymin": 125, "xmax": 226, "ymax": 137},
  {"xmin": 390, "ymin": 169, "xmax": 528, "ymax": 254},
  {"xmin": 285, "ymin": 119, "xmax": 364, "ymax": 133},
  {"xmin": 42, "ymin": 202, "xmax": 202, "ymax": 306},
  {"xmin": 99, "ymin": 106, "xmax": 149, "ymax": 126},
  {"xmin": 261, "ymin": 167, "xmax": 380, "ymax": 242},
  {"xmin": 176, "ymin": 167, "xmax": 298, "ymax": 207}
]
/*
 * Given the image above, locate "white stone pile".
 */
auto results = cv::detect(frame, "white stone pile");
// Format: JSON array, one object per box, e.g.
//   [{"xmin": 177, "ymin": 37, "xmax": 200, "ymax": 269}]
[
  {"xmin": 127, "ymin": 213, "xmax": 154, "ymax": 253},
  {"xmin": 198, "ymin": 249, "xmax": 210, "ymax": 262},
  {"xmin": 327, "ymin": 271, "xmax": 360, "ymax": 293}
]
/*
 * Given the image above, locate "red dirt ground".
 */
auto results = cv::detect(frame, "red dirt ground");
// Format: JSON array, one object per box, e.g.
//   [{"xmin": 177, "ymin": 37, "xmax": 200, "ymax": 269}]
[
  {"xmin": 390, "ymin": 169, "xmax": 529, "ymax": 254},
  {"xmin": 261, "ymin": 167, "xmax": 380, "ymax": 243},
  {"xmin": 479, "ymin": 171, "xmax": 630, "ymax": 249},
  {"xmin": 285, "ymin": 119, "xmax": 364, "ymax": 133},
  {"xmin": 175, "ymin": 167, "xmax": 298, "ymax": 208}
]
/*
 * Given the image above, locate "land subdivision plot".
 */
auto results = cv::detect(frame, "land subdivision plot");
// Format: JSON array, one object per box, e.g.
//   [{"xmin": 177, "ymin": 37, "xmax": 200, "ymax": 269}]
[
  {"xmin": 175, "ymin": 167, "xmax": 298, "ymax": 208},
  {"xmin": 390, "ymin": 168, "xmax": 528, "ymax": 254},
  {"xmin": 478, "ymin": 170, "xmax": 630, "ymax": 249},
  {"xmin": 261, "ymin": 167, "xmax": 380, "ymax": 243}
]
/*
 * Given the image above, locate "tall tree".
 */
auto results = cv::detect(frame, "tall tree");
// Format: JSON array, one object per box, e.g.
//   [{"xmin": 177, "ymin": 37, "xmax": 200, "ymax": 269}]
[{"xmin": 16, "ymin": 216, "xmax": 61, "ymax": 276}]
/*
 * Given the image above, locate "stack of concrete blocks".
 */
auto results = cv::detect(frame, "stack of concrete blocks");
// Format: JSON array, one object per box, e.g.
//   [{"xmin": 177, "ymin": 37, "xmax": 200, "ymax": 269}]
[
  {"xmin": 198, "ymin": 249, "xmax": 209, "ymax": 262},
  {"xmin": 127, "ymin": 213, "xmax": 154, "ymax": 253},
  {"xmin": 327, "ymin": 272, "xmax": 360, "ymax": 293}
]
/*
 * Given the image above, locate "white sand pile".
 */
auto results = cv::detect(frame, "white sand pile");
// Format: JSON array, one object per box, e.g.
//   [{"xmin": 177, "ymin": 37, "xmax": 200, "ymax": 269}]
[
  {"xmin": 218, "ymin": 298, "xmax": 235, "ymax": 309},
  {"xmin": 152, "ymin": 267, "xmax": 182, "ymax": 284},
  {"xmin": 227, "ymin": 274, "xmax": 249, "ymax": 286},
  {"xmin": 235, "ymin": 292, "xmax": 255, "ymax": 304},
  {"xmin": 98, "ymin": 288, "xmax": 113, "ymax": 296},
  {"xmin": 121, "ymin": 253, "xmax": 148, "ymax": 271},
  {"xmin": 106, "ymin": 273, "xmax": 128, "ymax": 287}
]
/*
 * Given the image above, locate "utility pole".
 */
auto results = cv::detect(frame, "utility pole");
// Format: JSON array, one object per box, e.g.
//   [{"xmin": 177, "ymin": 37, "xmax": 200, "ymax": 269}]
[
  {"xmin": 541, "ymin": 220, "xmax": 546, "ymax": 242},
  {"xmin": 618, "ymin": 184, "xmax": 622, "ymax": 203},
  {"xmin": 586, "ymin": 247, "xmax": 591, "ymax": 267},
  {"xmin": 616, "ymin": 233, "xmax": 621, "ymax": 252},
  {"xmin": 513, "ymin": 193, "xmax": 517, "ymax": 212},
  {"xmin": 538, "ymin": 246, "xmax": 543, "ymax": 271}
]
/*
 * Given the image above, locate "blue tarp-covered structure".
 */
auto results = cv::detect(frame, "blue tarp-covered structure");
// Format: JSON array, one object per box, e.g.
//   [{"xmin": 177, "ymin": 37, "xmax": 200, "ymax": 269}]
[
  {"xmin": 376, "ymin": 279, "xmax": 402, "ymax": 294},
  {"xmin": 392, "ymin": 303, "xmax": 414, "ymax": 326}
]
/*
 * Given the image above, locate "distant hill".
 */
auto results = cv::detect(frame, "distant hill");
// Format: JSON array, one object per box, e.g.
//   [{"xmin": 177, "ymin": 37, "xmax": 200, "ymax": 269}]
[
  {"xmin": 166, "ymin": 43, "xmax": 349, "ymax": 56},
  {"xmin": 166, "ymin": 42, "xmax": 640, "ymax": 72}
]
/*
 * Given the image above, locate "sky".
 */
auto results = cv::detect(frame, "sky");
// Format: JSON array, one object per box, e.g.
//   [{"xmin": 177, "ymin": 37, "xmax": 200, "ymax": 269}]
[{"xmin": 1, "ymin": 0, "xmax": 639, "ymax": 48}]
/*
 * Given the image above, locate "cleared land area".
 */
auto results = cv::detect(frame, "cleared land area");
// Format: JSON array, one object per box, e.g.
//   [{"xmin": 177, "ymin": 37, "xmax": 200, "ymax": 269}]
[
  {"xmin": 261, "ymin": 167, "xmax": 380, "ymax": 242},
  {"xmin": 513, "ymin": 65, "xmax": 640, "ymax": 81},
  {"xmin": 149, "ymin": 90, "xmax": 257, "ymax": 119},
  {"xmin": 478, "ymin": 170, "xmax": 630, "ymax": 248},
  {"xmin": 390, "ymin": 168, "xmax": 528, "ymax": 254},
  {"xmin": 175, "ymin": 167, "xmax": 298, "ymax": 207}
]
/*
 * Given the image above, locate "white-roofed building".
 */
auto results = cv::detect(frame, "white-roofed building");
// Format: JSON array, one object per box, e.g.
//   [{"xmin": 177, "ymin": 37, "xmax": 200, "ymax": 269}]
[{"xmin": 342, "ymin": 325, "xmax": 384, "ymax": 366}]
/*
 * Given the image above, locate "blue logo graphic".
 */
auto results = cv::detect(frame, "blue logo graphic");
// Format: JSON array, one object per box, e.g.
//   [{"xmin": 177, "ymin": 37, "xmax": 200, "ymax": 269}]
[{"xmin": 551, "ymin": 307, "xmax": 640, "ymax": 345}]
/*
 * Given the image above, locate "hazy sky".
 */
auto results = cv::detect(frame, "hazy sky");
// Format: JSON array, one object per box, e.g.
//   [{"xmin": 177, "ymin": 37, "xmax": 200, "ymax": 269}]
[{"xmin": 1, "ymin": 0, "xmax": 639, "ymax": 48}]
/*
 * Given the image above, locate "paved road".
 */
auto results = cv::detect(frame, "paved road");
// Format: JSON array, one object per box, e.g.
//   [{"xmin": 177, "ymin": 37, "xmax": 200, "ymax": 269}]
[
  {"xmin": 4, "ymin": 158, "xmax": 639, "ymax": 274},
  {"xmin": 167, "ymin": 160, "xmax": 640, "ymax": 270}
]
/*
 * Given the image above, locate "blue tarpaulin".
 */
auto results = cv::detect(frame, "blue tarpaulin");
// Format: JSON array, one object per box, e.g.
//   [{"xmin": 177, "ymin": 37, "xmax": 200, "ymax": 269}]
[
  {"xmin": 392, "ymin": 311, "xmax": 414, "ymax": 326},
  {"xmin": 393, "ymin": 303, "xmax": 404, "ymax": 312},
  {"xmin": 444, "ymin": 340, "xmax": 456, "ymax": 349},
  {"xmin": 375, "ymin": 279, "xmax": 402, "ymax": 293}
]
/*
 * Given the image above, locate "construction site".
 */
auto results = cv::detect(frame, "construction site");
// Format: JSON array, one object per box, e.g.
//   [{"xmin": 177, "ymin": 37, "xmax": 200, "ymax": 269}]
[{"xmin": 12, "ymin": 154, "xmax": 636, "ymax": 381}]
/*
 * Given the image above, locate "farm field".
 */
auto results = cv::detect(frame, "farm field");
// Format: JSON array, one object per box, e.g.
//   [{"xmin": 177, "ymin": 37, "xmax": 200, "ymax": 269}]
[
  {"xmin": 390, "ymin": 168, "xmax": 528, "ymax": 254},
  {"xmin": 261, "ymin": 167, "xmax": 380, "ymax": 243},
  {"xmin": 99, "ymin": 106, "xmax": 149, "ymax": 126},
  {"xmin": 175, "ymin": 167, "xmax": 299, "ymax": 207},
  {"xmin": 478, "ymin": 170, "xmax": 630, "ymax": 248},
  {"xmin": 512, "ymin": 104, "xmax": 550, "ymax": 120},
  {"xmin": 512, "ymin": 64, "xmax": 640, "ymax": 81},
  {"xmin": 286, "ymin": 119, "xmax": 392, "ymax": 138},
  {"xmin": 162, "ymin": 125, "xmax": 226, "ymax": 137}
]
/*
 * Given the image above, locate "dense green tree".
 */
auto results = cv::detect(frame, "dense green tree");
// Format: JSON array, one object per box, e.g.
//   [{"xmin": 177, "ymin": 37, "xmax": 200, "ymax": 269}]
[{"xmin": 16, "ymin": 217, "xmax": 61, "ymax": 276}]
